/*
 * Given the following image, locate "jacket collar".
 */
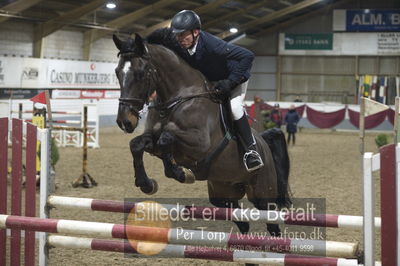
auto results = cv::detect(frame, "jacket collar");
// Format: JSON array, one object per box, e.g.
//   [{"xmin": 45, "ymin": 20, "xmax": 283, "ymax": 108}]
[
  {"xmin": 194, "ymin": 31, "xmax": 205, "ymax": 59},
  {"xmin": 188, "ymin": 39, "xmax": 198, "ymax": 55}
]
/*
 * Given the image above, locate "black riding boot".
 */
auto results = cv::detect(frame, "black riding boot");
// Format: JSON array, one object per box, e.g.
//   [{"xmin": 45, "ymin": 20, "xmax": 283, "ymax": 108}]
[{"xmin": 234, "ymin": 114, "xmax": 264, "ymax": 172}]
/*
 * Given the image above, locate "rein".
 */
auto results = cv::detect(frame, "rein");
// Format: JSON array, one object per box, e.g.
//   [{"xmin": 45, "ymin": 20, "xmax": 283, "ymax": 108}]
[{"xmin": 149, "ymin": 90, "xmax": 220, "ymax": 118}]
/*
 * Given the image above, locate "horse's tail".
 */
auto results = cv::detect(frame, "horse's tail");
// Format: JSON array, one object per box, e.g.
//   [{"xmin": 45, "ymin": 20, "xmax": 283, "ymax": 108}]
[{"xmin": 260, "ymin": 128, "xmax": 292, "ymax": 208}]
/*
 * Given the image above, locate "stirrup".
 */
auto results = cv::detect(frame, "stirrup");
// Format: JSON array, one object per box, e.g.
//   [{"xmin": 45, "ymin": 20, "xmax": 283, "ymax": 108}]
[{"xmin": 243, "ymin": 150, "xmax": 264, "ymax": 172}]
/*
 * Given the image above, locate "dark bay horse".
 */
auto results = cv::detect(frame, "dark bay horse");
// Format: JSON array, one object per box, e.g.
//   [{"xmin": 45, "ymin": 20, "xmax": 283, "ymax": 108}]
[{"xmin": 113, "ymin": 34, "xmax": 291, "ymax": 237}]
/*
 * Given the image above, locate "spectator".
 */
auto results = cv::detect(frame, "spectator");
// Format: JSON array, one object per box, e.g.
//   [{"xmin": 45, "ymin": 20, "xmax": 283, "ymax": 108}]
[
  {"xmin": 254, "ymin": 95, "xmax": 263, "ymax": 104},
  {"xmin": 270, "ymin": 104, "xmax": 282, "ymax": 128},
  {"xmin": 285, "ymin": 104, "xmax": 300, "ymax": 145}
]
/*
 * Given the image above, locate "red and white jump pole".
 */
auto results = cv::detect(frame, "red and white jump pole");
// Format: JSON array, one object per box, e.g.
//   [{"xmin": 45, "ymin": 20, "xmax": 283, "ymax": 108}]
[
  {"xmin": 47, "ymin": 195, "xmax": 381, "ymax": 229},
  {"xmin": 0, "ymin": 214, "xmax": 358, "ymax": 259},
  {"xmin": 48, "ymin": 235, "xmax": 358, "ymax": 266},
  {"xmin": 20, "ymin": 110, "xmax": 82, "ymax": 115}
]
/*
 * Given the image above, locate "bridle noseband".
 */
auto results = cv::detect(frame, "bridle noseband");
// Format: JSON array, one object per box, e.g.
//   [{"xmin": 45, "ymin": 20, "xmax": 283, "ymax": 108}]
[{"xmin": 118, "ymin": 97, "xmax": 145, "ymax": 118}]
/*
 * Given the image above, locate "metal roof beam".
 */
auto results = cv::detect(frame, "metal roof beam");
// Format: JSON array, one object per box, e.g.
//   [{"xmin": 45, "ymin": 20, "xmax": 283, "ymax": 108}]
[
  {"xmin": 253, "ymin": 0, "xmax": 351, "ymax": 37},
  {"xmin": 279, "ymin": 0, "xmax": 293, "ymax": 6},
  {"xmin": 83, "ymin": 0, "xmax": 180, "ymax": 60},
  {"xmin": 88, "ymin": 0, "xmax": 180, "ymax": 42},
  {"xmin": 0, "ymin": 0, "xmax": 45, "ymax": 23},
  {"xmin": 139, "ymin": 0, "xmax": 231, "ymax": 37},
  {"xmin": 261, "ymin": 7, "xmax": 276, "ymax": 13},
  {"xmin": 242, "ymin": 14, "xmax": 258, "ymax": 20},
  {"xmin": 35, "ymin": 0, "xmax": 104, "ymax": 40},
  {"xmin": 204, "ymin": 0, "xmax": 275, "ymax": 29},
  {"xmin": 217, "ymin": 0, "xmax": 324, "ymax": 39}
]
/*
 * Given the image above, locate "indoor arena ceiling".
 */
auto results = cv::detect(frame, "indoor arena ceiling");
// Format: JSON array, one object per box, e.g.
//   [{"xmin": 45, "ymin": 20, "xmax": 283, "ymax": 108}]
[{"xmin": 0, "ymin": 0, "xmax": 349, "ymax": 43}]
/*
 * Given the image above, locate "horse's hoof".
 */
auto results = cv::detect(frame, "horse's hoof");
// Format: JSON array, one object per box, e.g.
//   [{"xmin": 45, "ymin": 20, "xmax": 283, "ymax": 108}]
[
  {"xmin": 183, "ymin": 168, "xmax": 195, "ymax": 184},
  {"xmin": 140, "ymin": 179, "xmax": 158, "ymax": 195}
]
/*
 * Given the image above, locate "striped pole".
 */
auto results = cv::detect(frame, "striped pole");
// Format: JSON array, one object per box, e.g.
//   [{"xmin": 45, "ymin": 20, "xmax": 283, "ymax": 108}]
[
  {"xmin": 16, "ymin": 110, "xmax": 82, "ymax": 115},
  {"xmin": 26, "ymin": 119, "xmax": 81, "ymax": 124},
  {"xmin": 0, "ymin": 214, "xmax": 358, "ymax": 258},
  {"xmin": 380, "ymin": 144, "xmax": 397, "ymax": 266},
  {"xmin": 0, "ymin": 118, "xmax": 8, "ymax": 266},
  {"xmin": 11, "ymin": 119, "xmax": 23, "ymax": 266},
  {"xmin": 48, "ymin": 235, "xmax": 358, "ymax": 266},
  {"xmin": 48, "ymin": 195, "xmax": 381, "ymax": 229},
  {"xmin": 24, "ymin": 122, "xmax": 37, "ymax": 266}
]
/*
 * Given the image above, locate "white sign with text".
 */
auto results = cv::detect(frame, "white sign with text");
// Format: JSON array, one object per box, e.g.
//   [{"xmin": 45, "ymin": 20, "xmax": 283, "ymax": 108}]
[{"xmin": 0, "ymin": 56, "xmax": 119, "ymax": 89}]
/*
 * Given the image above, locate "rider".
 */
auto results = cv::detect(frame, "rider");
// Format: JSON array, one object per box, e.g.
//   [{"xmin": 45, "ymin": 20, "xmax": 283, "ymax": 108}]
[{"xmin": 170, "ymin": 10, "xmax": 263, "ymax": 172}]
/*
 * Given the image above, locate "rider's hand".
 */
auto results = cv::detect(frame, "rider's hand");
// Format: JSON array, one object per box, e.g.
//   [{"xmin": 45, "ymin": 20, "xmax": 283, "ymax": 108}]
[{"xmin": 214, "ymin": 79, "xmax": 238, "ymax": 100}]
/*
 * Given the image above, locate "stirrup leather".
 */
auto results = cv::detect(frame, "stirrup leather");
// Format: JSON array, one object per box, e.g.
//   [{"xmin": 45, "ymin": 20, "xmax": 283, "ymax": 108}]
[{"xmin": 243, "ymin": 150, "xmax": 264, "ymax": 172}]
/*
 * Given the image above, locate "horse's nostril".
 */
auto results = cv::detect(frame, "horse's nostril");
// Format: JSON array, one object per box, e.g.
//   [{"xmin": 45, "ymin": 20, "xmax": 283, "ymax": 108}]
[{"xmin": 124, "ymin": 120, "xmax": 133, "ymax": 133}]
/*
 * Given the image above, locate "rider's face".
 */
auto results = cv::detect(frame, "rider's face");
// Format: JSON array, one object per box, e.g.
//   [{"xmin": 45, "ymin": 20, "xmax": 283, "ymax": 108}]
[{"xmin": 176, "ymin": 30, "xmax": 200, "ymax": 49}]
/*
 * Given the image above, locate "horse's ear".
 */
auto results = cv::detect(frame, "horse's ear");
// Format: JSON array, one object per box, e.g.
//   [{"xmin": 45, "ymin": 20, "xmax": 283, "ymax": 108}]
[
  {"xmin": 134, "ymin": 33, "xmax": 147, "ymax": 55},
  {"xmin": 113, "ymin": 34, "xmax": 123, "ymax": 51}
]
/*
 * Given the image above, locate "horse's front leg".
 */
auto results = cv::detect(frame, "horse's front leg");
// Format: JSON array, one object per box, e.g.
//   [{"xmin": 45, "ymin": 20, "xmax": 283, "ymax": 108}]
[
  {"xmin": 157, "ymin": 131, "xmax": 195, "ymax": 184},
  {"xmin": 129, "ymin": 135, "xmax": 158, "ymax": 195}
]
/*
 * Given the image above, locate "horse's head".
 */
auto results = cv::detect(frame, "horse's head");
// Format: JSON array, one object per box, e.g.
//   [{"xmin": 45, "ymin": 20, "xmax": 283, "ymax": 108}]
[{"xmin": 113, "ymin": 34, "xmax": 155, "ymax": 133}]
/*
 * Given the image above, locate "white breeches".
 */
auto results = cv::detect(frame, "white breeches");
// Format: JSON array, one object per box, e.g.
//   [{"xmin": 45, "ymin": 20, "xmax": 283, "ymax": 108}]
[{"xmin": 230, "ymin": 81, "xmax": 248, "ymax": 120}]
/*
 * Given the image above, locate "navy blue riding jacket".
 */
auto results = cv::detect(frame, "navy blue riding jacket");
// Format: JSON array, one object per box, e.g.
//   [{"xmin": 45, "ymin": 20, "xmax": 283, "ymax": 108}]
[
  {"xmin": 146, "ymin": 28, "xmax": 254, "ymax": 84},
  {"xmin": 185, "ymin": 31, "xmax": 254, "ymax": 84}
]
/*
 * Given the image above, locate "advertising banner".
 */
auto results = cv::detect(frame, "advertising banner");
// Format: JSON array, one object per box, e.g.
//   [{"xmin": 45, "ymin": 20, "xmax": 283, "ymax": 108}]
[
  {"xmin": 0, "ymin": 57, "xmax": 119, "ymax": 89},
  {"xmin": 51, "ymin": 89, "xmax": 119, "ymax": 99},
  {"xmin": 334, "ymin": 9, "xmax": 400, "ymax": 32},
  {"xmin": 47, "ymin": 61, "xmax": 119, "ymax": 88},
  {"xmin": 280, "ymin": 32, "xmax": 400, "ymax": 55},
  {"xmin": 284, "ymin": 34, "xmax": 333, "ymax": 50}
]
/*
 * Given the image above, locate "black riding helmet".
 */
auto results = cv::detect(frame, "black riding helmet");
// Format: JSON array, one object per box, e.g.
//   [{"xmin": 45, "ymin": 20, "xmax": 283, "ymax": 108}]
[{"xmin": 171, "ymin": 10, "xmax": 201, "ymax": 33}]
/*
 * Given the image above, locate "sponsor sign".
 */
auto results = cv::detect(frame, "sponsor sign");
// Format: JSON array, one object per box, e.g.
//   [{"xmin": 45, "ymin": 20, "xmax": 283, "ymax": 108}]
[
  {"xmin": 280, "ymin": 32, "xmax": 400, "ymax": 55},
  {"xmin": 377, "ymin": 32, "xmax": 400, "ymax": 53},
  {"xmin": 284, "ymin": 34, "xmax": 333, "ymax": 50},
  {"xmin": 0, "ymin": 56, "xmax": 120, "ymax": 89},
  {"xmin": 47, "ymin": 61, "xmax": 119, "ymax": 88},
  {"xmin": 334, "ymin": 9, "xmax": 400, "ymax": 32},
  {"xmin": 0, "ymin": 89, "xmax": 47, "ymax": 99},
  {"xmin": 51, "ymin": 90, "xmax": 81, "ymax": 99},
  {"xmin": 104, "ymin": 90, "xmax": 120, "ymax": 98},
  {"xmin": 51, "ymin": 89, "xmax": 120, "ymax": 99},
  {"xmin": 80, "ymin": 90, "xmax": 105, "ymax": 99}
]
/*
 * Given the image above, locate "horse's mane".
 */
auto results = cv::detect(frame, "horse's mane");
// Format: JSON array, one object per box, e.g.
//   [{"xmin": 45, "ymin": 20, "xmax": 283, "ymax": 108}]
[
  {"xmin": 145, "ymin": 28, "xmax": 210, "ymax": 87},
  {"xmin": 146, "ymin": 28, "xmax": 189, "ymax": 62}
]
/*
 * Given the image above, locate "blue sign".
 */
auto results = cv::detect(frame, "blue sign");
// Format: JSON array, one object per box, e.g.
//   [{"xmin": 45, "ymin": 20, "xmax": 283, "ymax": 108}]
[{"xmin": 346, "ymin": 9, "xmax": 400, "ymax": 32}]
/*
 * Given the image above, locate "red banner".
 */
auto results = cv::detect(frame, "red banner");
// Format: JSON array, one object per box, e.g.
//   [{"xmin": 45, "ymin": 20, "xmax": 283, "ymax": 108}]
[
  {"xmin": 306, "ymin": 107, "xmax": 346, "ymax": 129},
  {"xmin": 348, "ymin": 108, "xmax": 388, "ymax": 129}
]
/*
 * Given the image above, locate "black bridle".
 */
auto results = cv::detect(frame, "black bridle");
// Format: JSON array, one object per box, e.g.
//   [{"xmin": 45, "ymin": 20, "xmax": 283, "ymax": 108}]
[
  {"xmin": 118, "ymin": 97, "xmax": 146, "ymax": 118},
  {"xmin": 117, "ymin": 51, "xmax": 156, "ymax": 118}
]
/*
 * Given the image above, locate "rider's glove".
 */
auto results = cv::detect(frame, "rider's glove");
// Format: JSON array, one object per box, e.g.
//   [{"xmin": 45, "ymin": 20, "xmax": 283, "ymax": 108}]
[{"xmin": 214, "ymin": 79, "xmax": 238, "ymax": 101}]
